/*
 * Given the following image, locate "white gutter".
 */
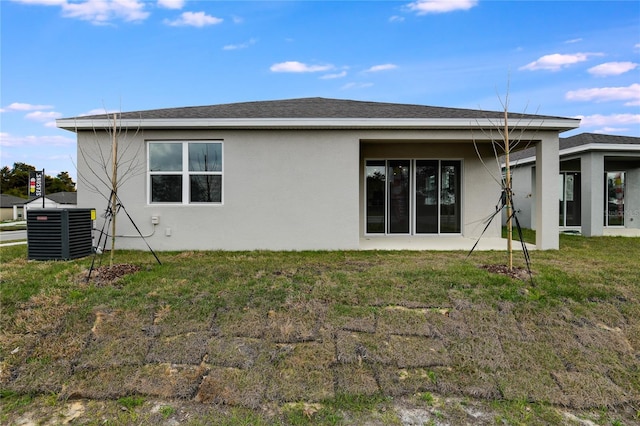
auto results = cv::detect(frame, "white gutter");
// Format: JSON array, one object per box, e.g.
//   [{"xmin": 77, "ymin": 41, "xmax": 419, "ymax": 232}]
[
  {"xmin": 560, "ymin": 143, "xmax": 640, "ymax": 156},
  {"xmin": 56, "ymin": 117, "xmax": 580, "ymax": 132},
  {"xmin": 506, "ymin": 143, "xmax": 640, "ymax": 167}
]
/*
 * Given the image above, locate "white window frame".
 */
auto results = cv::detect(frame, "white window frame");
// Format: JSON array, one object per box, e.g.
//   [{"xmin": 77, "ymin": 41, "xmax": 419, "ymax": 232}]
[{"xmin": 147, "ymin": 140, "xmax": 223, "ymax": 205}]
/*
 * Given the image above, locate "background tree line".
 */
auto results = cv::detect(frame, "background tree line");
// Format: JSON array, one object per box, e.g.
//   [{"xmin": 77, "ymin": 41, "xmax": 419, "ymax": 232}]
[{"xmin": 1, "ymin": 162, "xmax": 76, "ymax": 198}]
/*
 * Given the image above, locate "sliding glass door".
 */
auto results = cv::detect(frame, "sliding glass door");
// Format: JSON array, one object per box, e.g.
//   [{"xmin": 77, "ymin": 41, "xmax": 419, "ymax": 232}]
[{"xmin": 365, "ymin": 159, "xmax": 461, "ymax": 235}]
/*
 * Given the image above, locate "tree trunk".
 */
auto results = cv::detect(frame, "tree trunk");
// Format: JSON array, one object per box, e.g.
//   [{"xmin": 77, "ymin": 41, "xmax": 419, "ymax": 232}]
[
  {"xmin": 504, "ymin": 108, "xmax": 513, "ymax": 271},
  {"xmin": 109, "ymin": 114, "xmax": 118, "ymax": 266}
]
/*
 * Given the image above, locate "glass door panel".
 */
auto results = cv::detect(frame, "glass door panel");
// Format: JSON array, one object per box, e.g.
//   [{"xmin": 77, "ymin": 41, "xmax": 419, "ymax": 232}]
[
  {"xmin": 415, "ymin": 160, "xmax": 439, "ymax": 233},
  {"xmin": 565, "ymin": 172, "xmax": 581, "ymax": 226},
  {"xmin": 559, "ymin": 174, "xmax": 565, "ymax": 226},
  {"xmin": 440, "ymin": 161, "xmax": 461, "ymax": 233},
  {"xmin": 388, "ymin": 160, "xmax": 410, "ymax": 234},
  {"xmin": 560, "ymin": 172, "xmax": 582, "ymax": 226},
  {"xmin": 366, "ymin": 160, "xmax": 386, "ymax": 233},
  {"xmin": 605, "ymin": 172, "xmax": 625, "ymax": 226}
]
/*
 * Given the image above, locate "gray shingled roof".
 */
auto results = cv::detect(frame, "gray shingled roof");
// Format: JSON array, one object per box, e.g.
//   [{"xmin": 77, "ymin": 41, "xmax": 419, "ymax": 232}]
[
  {"xmin": 508, "ymin": 132, "xmax": 640, "ymax": 162},
  {"xmin": 0, "ymin": 194, "xmax": 26, "ymax": 208},
  {"xmin": 68, "ymin": 97, "xmax": 569, "ymax": 121},
  {"xmin": 560, "ymin": 132, "xmax": 640, "ymax": 149},
  {"xmin": 23, "ymin": 192, "xmax": 78, "ymax": 205},
  {"xmin": 47, "ymin": 191, "xmax": 77, "ymax": 205}
]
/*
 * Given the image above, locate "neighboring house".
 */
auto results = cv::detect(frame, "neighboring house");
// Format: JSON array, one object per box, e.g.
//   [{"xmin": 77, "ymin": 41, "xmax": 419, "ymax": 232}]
[
  {"xmin": 24, "ymin": 191, "xmax": 78, "ymax": 211},
  {"xmin": 508, "ymin": 133, "xmax": 640, "ymax": 236},
  {"xmin": 0, "ymin": 194, "xmax": 26, "ymax": 221},
  {"xmin": 57, "ymin": 97, "xmax": 579, "ymax": 251}
]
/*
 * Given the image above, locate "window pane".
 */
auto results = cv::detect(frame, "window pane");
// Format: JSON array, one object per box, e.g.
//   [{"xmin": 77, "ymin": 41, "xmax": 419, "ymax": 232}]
[
  {"xmin": 366, "ymin": 160, "xmax": 385, "ymax": 233},
  {"xmin": 150, "ymin": 143, "xmax": 182, "ymax": 171},
  {"xmin": 388, "ymin": 160, "xmax": 410, "ymax": 234},
  {"xmin": 189, "ymin": 143, "xmax": 222, "ymax": 172},
  {"xmin": 559, "ymin": 174, "xmax": 565, "ymax": 226},
  {"xmin": 190, "ymin": 175, "xmax": 222, "ymax": 203},
  {"xmin": 416, "ymin": 160, "xmax": 438, "ymax": 233},
  {"xmin": 440, "ymin": 161, "xmax": 461, "ymax": 233},
  {"xmin": 606, "ymin": 172, "xmax": 625, "ymax": 226},
  {"xmin": 565, "ymin": 173, "xmax": 581, "ymax": 226},
  {"xmin": 151, "ymin": 175, "xmax": 182, "ymax": 202}
]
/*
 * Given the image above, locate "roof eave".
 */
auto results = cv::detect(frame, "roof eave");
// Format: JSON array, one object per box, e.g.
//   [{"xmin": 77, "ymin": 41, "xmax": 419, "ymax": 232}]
[
  {"xmin": 507, "ymin": 142, "xmax": 640, "ymax": 166},
  {"xmin": 56, "ymin": 117, "xmax": 580, "ymax": 132}
]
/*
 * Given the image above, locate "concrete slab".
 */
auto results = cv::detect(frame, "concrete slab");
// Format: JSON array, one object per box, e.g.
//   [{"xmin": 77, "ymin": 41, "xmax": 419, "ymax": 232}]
[
  {"xmin": 360, "ymin": 236, "xmax": 535, "ymax": 251},
  {"xmin": 602, "ymin": 228, "xmax": 640, "ymax": 237},
  {"xmin": 561, "ymin": 227, "xmax": 640, "ymax": 237}
]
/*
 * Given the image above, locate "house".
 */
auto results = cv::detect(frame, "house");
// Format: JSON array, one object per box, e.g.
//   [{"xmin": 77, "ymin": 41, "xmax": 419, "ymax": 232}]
[
  {"xmin": 0, "ymin": 194, "xmax": 26, "ymax": 221},
  {"xmin": 508, "ymin": 133, "xmax": 640, "ymax": 236},
  {"xmin": 24, "ymin": 191, "xmax": 78, "ymax": 211},
  {"xmin": 57, "ymin": 98, "xmax": 579, "ymax": 251}
]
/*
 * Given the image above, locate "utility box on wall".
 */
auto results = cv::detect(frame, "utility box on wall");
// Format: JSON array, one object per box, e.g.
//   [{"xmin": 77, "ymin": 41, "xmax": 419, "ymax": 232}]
[{"xmin": 27, "ymin": 208, "xmax": 94, "ymax": 260}]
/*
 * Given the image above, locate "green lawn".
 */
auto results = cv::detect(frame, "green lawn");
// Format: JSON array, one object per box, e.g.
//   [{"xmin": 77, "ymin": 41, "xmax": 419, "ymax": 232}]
[{"xmin": 1, "ymin": 234, "xmax": 639, "ymax": 425}]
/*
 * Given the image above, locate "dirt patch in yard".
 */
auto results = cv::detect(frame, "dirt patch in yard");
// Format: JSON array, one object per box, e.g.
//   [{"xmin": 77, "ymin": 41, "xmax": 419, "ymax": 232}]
[
  {"xmin": 77, "ymin": 263, "xmax": 141, "ymax": 286},
  {"xmin": 480, "ymin": 263, "xmax": 532, "ymax": 281}
]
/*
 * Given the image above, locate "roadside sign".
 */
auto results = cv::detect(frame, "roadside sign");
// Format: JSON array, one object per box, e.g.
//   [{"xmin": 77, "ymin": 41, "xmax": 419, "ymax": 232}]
[{"xmin": 28, "ymin": 170, "xmax": 45, "ymax": 199}]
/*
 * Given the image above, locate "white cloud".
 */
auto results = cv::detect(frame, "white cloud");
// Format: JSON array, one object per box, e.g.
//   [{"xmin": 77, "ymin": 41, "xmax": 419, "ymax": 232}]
[
  {"xmin": 1, "ymin": 102, "xmax": 54, "ymax": 112},
  {"xmin": 565, "ymin": 83, "xmax": 640, "ymax": 106},
  {"xmin": 320, "ymin": 71, "xmax": 348, "ymax": 80},
  {"xmin": 389, "ymin": 15, "xmax": 405, "ymax": 23},
  {"xmin": 564, "ymin": 38, "xmax": 583, "ymax": 44},
  {"xmin": 588, "ymin": 61, "xmax": 638, "ymax": 77},
  {"xmin": 574, "ymin": 113, "xmax": 640, "ymax": 131},
  {"xmin": 223, "ymin": 38, "xmax": 257, "ymax": 51},
  {"xmin": 0, "ymin": 132, "xmax": 75, "ymax": 148},
  {"xmin": 157, "ymin": 0, "xmax": 184, "ymax": 9},
  {"xmin": 520, "ymin": 52, "xmax": 601, "ymax": 71},
  {"xmin": 11, "ymin": 0, "xmax": 151, "ymax": 24},
  {"xmin": 25, "ymin": 111, "xmax": 63, "ymax": 122},
  {"xmin": 270, "ymin": 61, "xmax": 334, "ymax": 73},
  {"xmin": 406, "ymin": 0, "xmax": 478, "ymax": 15},
  {"xmin": 62, "ymin": 0, "xmax": 150, "ymax": 24},
  {"xmin": 164, "ymin": 11, "xmax": 223, "ymax": 27},
  {"xmin": 341, "ymin": 82, "xmax": 374, "ymax": 90},
  {"xmin": 364, "ymin": 64, "xmax": 398, "ymax": 73},
  {"xmin": 73, "ymin": 108, "xmax": 120, "ymax": 117},
  {"xmin": 23, "ymin": 110, "xmax": 63, "ymax": 128},
  {"xmin": 593, "ymin": 127, "xmax": 629, "ymax": 134}
]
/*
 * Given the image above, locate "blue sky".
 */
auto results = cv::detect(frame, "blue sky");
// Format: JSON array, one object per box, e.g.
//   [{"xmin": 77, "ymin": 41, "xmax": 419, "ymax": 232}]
[{"xmin": 1, "ymin": 0, "xmax": 639, "ymax": 183}]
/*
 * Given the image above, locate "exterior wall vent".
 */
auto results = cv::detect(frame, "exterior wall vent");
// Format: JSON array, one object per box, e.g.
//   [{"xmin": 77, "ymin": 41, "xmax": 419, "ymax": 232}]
[{"xmin": 27, "ymin": 208, "xmax": 94, "ymax": 260}]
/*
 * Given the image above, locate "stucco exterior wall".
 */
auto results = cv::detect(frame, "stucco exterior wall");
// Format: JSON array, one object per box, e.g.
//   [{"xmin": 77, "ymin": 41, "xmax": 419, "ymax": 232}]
[
  {"xmin": 76, "ymin": 127, "xmax": 558, "ymax": 250},
  {"xmin": 77, "ymin": 129, "xmax": 360, "ymax": 251},
  {"xmin": 627, "ymin": 168, "xmax": 640, "ymax": 229},
  {"xmin": 0, "ymin": 208, "xmax": 18, "ymax": 221},
  {"xmin": 508, "ymin": 163, "xmax": 534, "ymax": 230}
]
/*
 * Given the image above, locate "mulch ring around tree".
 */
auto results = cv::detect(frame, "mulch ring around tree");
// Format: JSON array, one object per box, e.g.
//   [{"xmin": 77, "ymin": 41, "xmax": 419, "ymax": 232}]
[
  {"xmin": 78, "ymin": 264, "xmax": 141, "ymax": 286},
  {"xmin": 479, "ymin": 264, "xmax": 532, "ymax": 281}
]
